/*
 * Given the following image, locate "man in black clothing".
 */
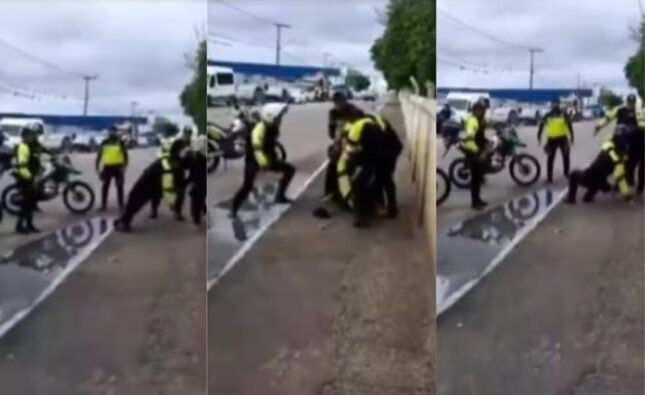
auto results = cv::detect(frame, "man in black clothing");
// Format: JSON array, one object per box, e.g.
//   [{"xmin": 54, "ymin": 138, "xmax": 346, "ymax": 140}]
[
  {"xmin": 96, "ymin": 126, "xmax": 128, "ymax": 211},
  {"xmin": 188, "ymin": 136, "xmax": 207, "ymax": 226},
  {"xmin": 369, "ymin": 114, "xmax": 403, "ymax": 217}
]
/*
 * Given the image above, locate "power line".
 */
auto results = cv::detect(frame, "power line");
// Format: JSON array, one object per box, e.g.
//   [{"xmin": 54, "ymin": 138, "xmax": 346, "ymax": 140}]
[
  {"xmin": 208, "ymin": 32, "xmax": 274, "ymax": 49},
  {"xmin": 0, "ymin": 36, "xmax": 87, "ymax": 78},
  {"xmin": 437, "ymin": 7, "xmax": 530, "ymax": 50},
  {"xmin": 211, "ymin": 0, "xmax": 288, "ymax": 26}
]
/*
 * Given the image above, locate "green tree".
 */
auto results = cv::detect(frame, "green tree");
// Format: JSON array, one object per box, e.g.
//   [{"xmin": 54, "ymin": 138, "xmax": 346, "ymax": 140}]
[
  {"xmin": 180, "ymin": 40, "xmax": 206, "ymax": 135},
  {"xmin": 371, "ymin": 0, "xmax": 435, "ymax": 96},
  {"xmin": 625, "ymin": 21, "xmax": 644, "ymax": 99},
  {"xmin": 346, "ymin": 69, "xmax": 371, "ymax": 92},
  {"xmin": 598, "ymin": 89, "xmax": 624, "ymax": 109}
]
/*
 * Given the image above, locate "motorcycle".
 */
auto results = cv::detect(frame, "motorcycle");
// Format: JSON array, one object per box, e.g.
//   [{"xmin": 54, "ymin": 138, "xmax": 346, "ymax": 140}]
[
  {"xmin": 207, "ymin": 104, "xmax": 287, "ymax": 173},
  {"xmin": 446, "ymin": 122, "xmax": 541, "ymax": 189},
  {"xmin": 2, "ymin": 154, "xmax": 95, "ymax": 215}
]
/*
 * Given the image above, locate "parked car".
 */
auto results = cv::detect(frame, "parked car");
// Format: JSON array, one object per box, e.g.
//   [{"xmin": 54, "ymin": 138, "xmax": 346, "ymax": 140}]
[{"xmin": 137, "ymin": 130, "xmax": 160, "ymax": 147}]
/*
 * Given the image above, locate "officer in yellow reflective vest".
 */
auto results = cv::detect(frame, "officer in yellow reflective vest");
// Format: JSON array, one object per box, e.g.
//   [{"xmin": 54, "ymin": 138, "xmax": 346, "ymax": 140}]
[
  {"xmin": 230, "ymin": 103, "xmax": 295, "ymax": 218},
  {"xmin": 566, "ymin": 127, "xmax": 633, "ymax": 204},
  {"xmin": 13, "ymin": 127, "xmax": 39, "ymax": 234},
  {"xmin": 595, "ymin": 94, "xmax": 643, "ymax": 194},
  {"xmin": 460, "ymin": 101, "xmax": 489, "ymax": 210},
  {"xmin": 157, "ymin": 127, "xmax": 176, "ymax": 159},
  {"xmin": 96, "ymin": 126, "xmax": 128, "ymax": 211},
  {"xmin": 537, "ymin": 98, "xmax": 575, "ymax": 183},
  {"xmin": 337, "ymin": 113, "xmax": 384, "ymax": 227}
]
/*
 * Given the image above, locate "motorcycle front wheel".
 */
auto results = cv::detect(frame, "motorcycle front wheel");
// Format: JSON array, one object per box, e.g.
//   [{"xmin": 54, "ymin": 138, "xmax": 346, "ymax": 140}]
[
  {"xmin": 63, "ymin": 181, "xmax": 95, "ymax": 214},
  {"xmin": 437, "ymin": 167, "xmax": 451, "ymax": 206},
  {"xmin": 448, "ymin": 158, "xmax": 471, "ymax": 189},
  {"xmin": 509, "ymin": 153, "xmax": 541, "ymax": 187},
  {"xmin": 1, "ymin": 184, "xmax": 22, "ymax": 216}
]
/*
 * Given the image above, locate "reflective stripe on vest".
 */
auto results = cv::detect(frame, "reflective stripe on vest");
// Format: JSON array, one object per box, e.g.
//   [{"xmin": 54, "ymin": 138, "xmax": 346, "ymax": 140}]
[
  {"xmin": 101, "ymin": 143, "xmax": 125, "ymax": 166},
  {"xmin": 14, "ymin": 143, "xmax": 31, "ymax": 180},
  {"xmin": 157, "ymin": 137, "xmax": 173, "ymax": 158},
  {"xmin": 602, "ymin": 141, "xmax": 630, "ymax": 195},
  {"xmin": 161, "ymin": 158, "xmax": 175, "ymax": 205},
  {"xmin": 544, "ymin": 115, "xmax": 570, "ymax": 138},
  {"xmin": 252, "ymin": 122, "xmax": 270, "ymax": 167}
]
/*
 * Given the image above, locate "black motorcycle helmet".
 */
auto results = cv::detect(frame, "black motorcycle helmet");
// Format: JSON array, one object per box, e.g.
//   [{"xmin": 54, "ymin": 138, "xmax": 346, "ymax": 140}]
[{"xmin": 626, "ymin": 94, "xmax": 637, "ymax": 107}]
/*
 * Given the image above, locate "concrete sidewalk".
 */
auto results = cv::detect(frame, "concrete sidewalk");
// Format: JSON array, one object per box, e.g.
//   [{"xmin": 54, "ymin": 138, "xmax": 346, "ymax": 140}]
[{"xmin": 209, "ymin": 105, "xmax": 435, "ymax": 394}]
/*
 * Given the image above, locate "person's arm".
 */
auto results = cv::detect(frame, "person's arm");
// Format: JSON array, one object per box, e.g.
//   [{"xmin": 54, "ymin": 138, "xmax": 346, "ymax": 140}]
[
  {"xmin": 121, "ymin": 141, "xmax": 129, "ymax": 167},
  {"xmin": 95, "ymin": 142, "xmax": 103, "ymax": 171},
  {"xmin": 595, "ymin": 106, "xmax": 619, "ymax": 134},
  {"xmin": 566, "ymin": 115, "xmax": 575, "ymax": 144},
  {"xmin": 328, "ymin": 110, "xmax": 336, "ymax": 140},
  {"xmin": 536, "ymin": 115, "xmax": 546, "ymax": 143}
]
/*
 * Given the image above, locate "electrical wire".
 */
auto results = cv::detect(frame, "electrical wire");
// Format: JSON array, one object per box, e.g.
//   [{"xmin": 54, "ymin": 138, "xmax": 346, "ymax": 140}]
[
  {"xmin": 0, "ymin": 36, "xmax": 88, "ymax": 78},
  {"xmin": 211, "ymin": 0, "xmax": 288, "ymax": 26}
]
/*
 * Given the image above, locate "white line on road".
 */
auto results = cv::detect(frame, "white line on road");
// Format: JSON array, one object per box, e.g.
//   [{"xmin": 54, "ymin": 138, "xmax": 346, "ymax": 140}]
[
  {"xmin": 0, "ymin": 219, "xmax": 114, "ymax": 339},
  {"xmin": 207, "ymin": 160, "xmax": 329, "ymax": 291},
  {"xmin": 437, "ymin": 189, "xmax": 568, "ymax": 316}
]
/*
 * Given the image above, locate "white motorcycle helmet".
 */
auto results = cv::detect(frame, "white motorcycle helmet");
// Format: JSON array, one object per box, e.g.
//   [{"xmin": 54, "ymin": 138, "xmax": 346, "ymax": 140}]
[{"xmin": 260, "ymin": 102, "xmax": 289, "ymax": 125}]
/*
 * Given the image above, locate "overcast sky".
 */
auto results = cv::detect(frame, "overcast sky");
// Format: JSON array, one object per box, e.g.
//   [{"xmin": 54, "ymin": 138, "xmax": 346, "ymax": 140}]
[
  {"xmin": 208, "ymin": 0, "xmax": 386, "ymax": 79},
  {"xmin": 438, "ymin": 0, "xmax": 642, "ymax": 94},
  {"xmin": 0, "ymin": 0, "xmax": 205, "ymax": 122}
]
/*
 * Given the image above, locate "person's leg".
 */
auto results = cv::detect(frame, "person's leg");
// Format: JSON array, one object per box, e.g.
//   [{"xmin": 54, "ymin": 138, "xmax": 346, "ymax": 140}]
[
  {"xmin": 231, "ymin": 161, "xmax": 258, "ymax": 216},
  {"xmin": 270, "ymin": 161, "xmax": 296, "ymax": 202},
  {"xmin": 115, "ymin": 167, "xmax": 125, "ymax": 211},
  {"xmin": 626, "ymin": 135, "xmax": 639, "ymax": 186},
  {"xmin": 117, "ymin": 177, "xmax": 151, "ymax": 231},
  {"xmin": 14, "ymin": 180, "xmax": 28, "ymax": 233},
  {"xmin": 23, "ymin": 182, "xmax": 38, "ymax": 232},
  {"xmin": 636, "ymin": 133, "xmax": 644, "ymax": 194},
  {"xmin": 173, "ymin": 169, "xmax": 186, "ymax": 220},
  {"xmin": 560, "ymin": 138, "xmax": 570, "ymax": 178},
  {"xmin": 352, "ymin": 168, "xmax": 373, "ymax": 227},
  {"xmin": 100, "ymin": 168, "xmax": 111, "ymax": 210},
  {"xmin": 566, "ymin": 170, "xmax": 583, "ymax": 203},
  {"xmin": 545, "ymin": 139, "xmax": 556, "ymax": 183},
  {"xmin": 469, "ymin": 156, "xmax": 484, "ymax": 208},
  {"xmin": 581, "ymin": 172, "xmax": 600, "ymax": 203}
]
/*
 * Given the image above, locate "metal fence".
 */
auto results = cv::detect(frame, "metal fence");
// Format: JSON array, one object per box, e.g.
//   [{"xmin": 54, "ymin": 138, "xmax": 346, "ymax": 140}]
[{"xmin": 399, "ymin": 87, "xmax": 436, "ymax": 264}]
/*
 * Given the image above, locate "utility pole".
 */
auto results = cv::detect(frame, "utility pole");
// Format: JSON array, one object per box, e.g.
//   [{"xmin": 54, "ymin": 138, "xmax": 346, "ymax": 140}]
[
  {"xmin": 83, "ymin": 74, "xmax": 99, "ymax": 116},
  {"xmin": 275, "ymin": 23, "xmax": 290, "ymax": 65},
  {"xmin": 528, "ymin": 47, "xmax": 543, "ymax": 90}
]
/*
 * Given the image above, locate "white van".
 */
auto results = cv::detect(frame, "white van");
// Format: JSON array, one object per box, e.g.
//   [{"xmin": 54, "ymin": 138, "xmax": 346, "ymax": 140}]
[
  {"xmin": 0, "ymin": 117, "xmax": 70, "ymax": 151},
  {"xmin": 446, "ymin": 92, "xmax": 490, "ymax": 122},
  {"xmin": 207, "ymin": 66, "xmax": 236, "ymax": 106}
]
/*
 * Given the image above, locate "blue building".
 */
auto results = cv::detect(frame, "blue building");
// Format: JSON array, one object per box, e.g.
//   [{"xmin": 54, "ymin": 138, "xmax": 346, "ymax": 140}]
[
  {"xmin": 0, "ymin": 113, "xmax": 147, "ymax": 132},
  {"xmin": 437, "ymin": 87, "xmax": 594, "ymax": 103},
  {"xmin": 208, "ymin": 60, "xmax": 340, "ymax": 80}
]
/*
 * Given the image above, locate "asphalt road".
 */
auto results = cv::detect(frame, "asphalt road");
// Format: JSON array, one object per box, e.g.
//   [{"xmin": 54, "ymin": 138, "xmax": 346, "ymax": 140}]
[
  {"xmin": 208, "ymin": 101, "xmax": 381, "ymax": 281},
  {"xmin": 437, "ymin": 120, "xmax": 645, "ymax": 394},
  {"xmin": 0, "ymin": 148, "xmax": 206, "ymax": 394}
]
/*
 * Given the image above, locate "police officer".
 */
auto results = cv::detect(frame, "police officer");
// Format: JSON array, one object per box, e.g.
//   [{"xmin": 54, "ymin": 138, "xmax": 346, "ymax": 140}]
[
  {"xmin": 170, "ymin": 127, "xmax": 193, "ymax": 221},
  {"xmin": 114, "ymin": 154, "xmax": 178, "ymax": 232},
  {"xmin": 157, "ymin": 124, "xmax": 176, "ymax": 159},
  {"xmin": 96, "ymin": 126, "xmax": 128, "ymax": 211},
  {"xmin": 460, "ymin": 101, "xmax": 489, "ymax": 210},
  {"xmin": 337, "ymin": 112, "xmax": 385, "ymax": 227},
  {"xmin": 13, "ymin": 127, "xmax": 39, "ymax": 234},
  {"xmin": 566, "ymin": 126, "xmax": 633, "ymax": 204},
  {"xmin": 325, "ymin": 92, "xmax": 364, "ymax": 202},
  {"xmin": 595, "ymin": 94, "xmax": 643, "ymax": 194},
  {"xmin": 188, "ymin": 134, "xmax": 207, "ymax": 226},
  {"xmin": 230, "ymin": 103, "xmax": 295, "ymax": 218},
  {"xmin": 28, "ymin": 123, "xmax": 49, "ymax": 211},
  {"xmin": 537, "ymin": 98, "xmax": 574, "ymax": 183},
  {"xmin": 368, "ymin": 113, "xmax": 402, "ymax": 217}
]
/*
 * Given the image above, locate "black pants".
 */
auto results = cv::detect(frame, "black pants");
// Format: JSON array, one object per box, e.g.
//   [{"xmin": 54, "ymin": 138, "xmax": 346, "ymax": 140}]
[
  {"xmin": 375, "ymin": 159, "xmax": 398, "ymax": 213},
  {"xmin": 352, "ymin": 167, "xmax": 375, "ymax": 222},
  {"xmin": 16, "ymin": 178, "xmax": 36, "ymax": 230},
  {"xmin": 120, "ymin": 170, "xmax": 161, "ymax": 228},
  {"xmin": 626, "ymin": 132, "xmax": 644, "ymax": 193},
  {"xmin": 467, "ymin": 154, "xmax": 485, "ymax": 205},
  {"xmin": 173, "ymin": 168, "xmax": 187, "ymax": 217},
  {"xmin": 190, "ymin": 184, "xmax": 206, "ymax": 225},
  {"xmin": 100, "ymin": 165, "xmax": 125, "ymax": 210},
  {"xmin": 545, "ymin": 137, "xmax": 570, "ymax": 182},
  {"xmin": 324, "ymin": 143, "xmax": 340, "ymax": 200},
  {"xmin": 567, "ymin": 169, "xmax": 611, "ymax": 203},
  {"xmin": 231, "ymin": 159, "xmax": 295, "ymax": 215}
]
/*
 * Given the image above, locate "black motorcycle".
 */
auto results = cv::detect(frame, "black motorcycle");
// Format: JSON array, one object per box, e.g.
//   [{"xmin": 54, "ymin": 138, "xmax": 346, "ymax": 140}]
[
  {"xmin": 446, "ymin": 123, "xmax": 541, "ymax": 189},
  {"xmin": 2, "ymin": 154, "xmax": 95, "ymax": 215}
]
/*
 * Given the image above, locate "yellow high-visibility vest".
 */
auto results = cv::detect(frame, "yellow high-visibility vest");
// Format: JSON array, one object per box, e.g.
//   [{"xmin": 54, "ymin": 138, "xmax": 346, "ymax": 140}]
[
  {"xmin": 161, "ymin": 158, "xmax": 175, "ymax": 205},
  {"xmin": 100, "ymin": 143, "xmax": 125, "ymax": 166}
]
